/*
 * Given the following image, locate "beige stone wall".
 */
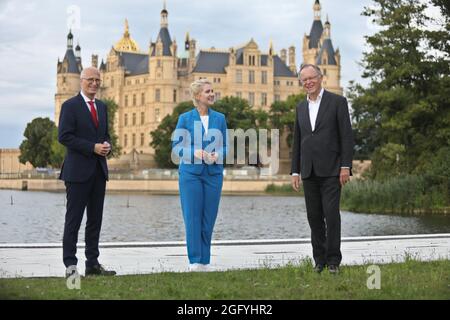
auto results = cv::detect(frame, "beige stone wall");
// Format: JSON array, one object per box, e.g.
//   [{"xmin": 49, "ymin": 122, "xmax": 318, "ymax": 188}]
[
  {"xmin": 54, "ymin": 73, "xmax": 80, "ymax": 124},
  {"xmin": 0, "ymin": 149, "xmax": 33, "ymax": 174}
]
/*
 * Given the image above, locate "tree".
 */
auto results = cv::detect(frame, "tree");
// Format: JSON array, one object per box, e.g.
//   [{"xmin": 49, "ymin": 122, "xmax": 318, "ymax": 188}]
[
  {"xmin": 102, "ymin": 98, "xmax": 122, "ymax": 159},
  {"xmin": 19, "ymin": 117, "xmax": 55, "ymax": 168},
  {"xmin": 348, "ymin": 0, "xmax": 450, "ymax": 179},
  {"xmin": 49, "ymin": 126, "xmax": 65, "ymax": 168}
]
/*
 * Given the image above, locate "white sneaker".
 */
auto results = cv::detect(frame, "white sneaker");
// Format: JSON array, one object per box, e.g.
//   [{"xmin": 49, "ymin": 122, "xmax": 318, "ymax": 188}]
[{"xmin": 188, "ymin": 263, "xmax": 202, "ymax": 272}]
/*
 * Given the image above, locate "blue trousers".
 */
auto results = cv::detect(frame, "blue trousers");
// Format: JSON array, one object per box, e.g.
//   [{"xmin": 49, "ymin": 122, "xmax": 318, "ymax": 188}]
[{"xmin": 179, "ymin": 167, "xmax": 223, "ymax": 264}]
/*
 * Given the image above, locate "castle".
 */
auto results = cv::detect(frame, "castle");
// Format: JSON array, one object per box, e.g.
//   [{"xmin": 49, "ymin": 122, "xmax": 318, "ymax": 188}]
[{"xmin": 54, "ymin": 0, "xmax": 342, "ymax": 170}]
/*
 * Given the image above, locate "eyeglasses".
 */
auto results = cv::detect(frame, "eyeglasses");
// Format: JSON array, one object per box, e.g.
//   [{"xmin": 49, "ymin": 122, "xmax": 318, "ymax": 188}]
[
  {"xmin": 300, "ymin": 74, "xmax": 321, "ymax": 84},
  {"xmin": 82, "ymin": 77, "xmax": 102, "ymax": 84}
]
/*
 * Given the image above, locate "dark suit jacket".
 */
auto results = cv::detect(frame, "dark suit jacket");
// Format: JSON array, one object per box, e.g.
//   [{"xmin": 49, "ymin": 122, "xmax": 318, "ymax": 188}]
[
  {"xmin": 172, "ymin": 107, "xmax": 228, "ymax": 175},
  {"xmin": 291, "ymin": 89, "xmax": 354, "ymax": 179},
  {"xmin": 58, "ymin": 93, "xmax": 110, "ymax": 182}
]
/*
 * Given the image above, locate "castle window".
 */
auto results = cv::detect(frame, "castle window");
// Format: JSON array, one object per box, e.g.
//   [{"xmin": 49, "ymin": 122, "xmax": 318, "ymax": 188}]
[
  {"xmin": 215, "ymin": 92, "xmax": 221, "ymax": 101},
  {"xmin": 133, "ymin": 94, "xmax": 136, "ymax": 106},
  {"xmin": 155, "ymin": 89, "xmax": 161, "ymax": 102},
  {"xmin": 157, "ymin": 60, "xmax": 161, "ymax": 67},
  {"xmin": 275, "ymin": 94, "xmax": 281, "ymax": 102},
  {"xmin": 140, "ymin": 133, "xmax": 145, "ymax": 146},
  {"xmin": 111, "ymin": 78, "xmax": 114, "ymax": 87},
  {"xmin": 132, "ymin": 113, "xmax": 136, "ymax": 126},
  {"xmin": 125, "ymin": 95, "xmax": 128, "ymax": 107},
  {"xmin": 236, "ymin": 92, "xmax": 242, "ymax": 99},
  {"xmin": 124, "ymin": 114, "xmax": 128, "ymax": 126},
  {"xmin": 132, "ymin": 133, "xmax": 136, "ymax": 147},
  {"xmin": 248, "ymin": 92, "xmax": 255, "ymax": 106},
  {"xmin": 249, "ymin": 71, "xmax": 255, "ymax": 84},
  {"xmin": 141, "ymin": 112, "xmax": 145, "ymax": 125},
  {"xmin": 323, "ymin": 57, "xmax": 327, "ymax": 65},
  {"xmin": 124, "ymin": 134, "xmax": 128, "ymax": 147},
  {"xmin": 236, "ymin": 70, "xmax": 242, "ymax": 83},
  {"xmin": 141, "ymin": 93, "xmax": 145, "ymax": 105},
  {"xmin": 155, "ymin": 108, "xmax": 160, "ymax": 122},
  {"xmin": 173, "ymin": 89, "xmax": 177, "ymax": 103},
  {"xmin": 261, "ymin": 71, "xmax": 267, "ymax": 84},
  {"xmin": 62, "ymin": 77, "xmax": 66, "ymax": 84},
  {"xmin": 323, "ymin": 69, "xmax": 327, "ymax": 76},
  {"xmin": 261, "ymin": 93, "xmax": 267, "ymax": 106}
]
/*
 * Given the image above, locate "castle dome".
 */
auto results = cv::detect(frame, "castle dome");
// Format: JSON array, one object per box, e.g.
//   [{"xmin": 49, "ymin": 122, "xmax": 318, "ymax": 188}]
[{"xmin": 114, "ymin": 19, "xmax": 140, "ymax": 53}]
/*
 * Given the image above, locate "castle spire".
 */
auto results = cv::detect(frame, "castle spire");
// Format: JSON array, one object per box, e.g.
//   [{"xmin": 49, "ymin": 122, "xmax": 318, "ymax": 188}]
[
  {"xmin": 67, "ymin": 29, "xmax": 73, "ymax": 49},
  {"xmin": 313, "ymin": 0, "xmax": 321, "ymax": 21},
  {"xmin": 114, "ymin": 19, "xmax": 140, "ymax": 52},
  {"xmin": 324, "ymin": 14, "xmax": 331, "ymax": 39},
  {"xmin": 161, "ymin": 1, "xmax": 168, "ymax": 28}
]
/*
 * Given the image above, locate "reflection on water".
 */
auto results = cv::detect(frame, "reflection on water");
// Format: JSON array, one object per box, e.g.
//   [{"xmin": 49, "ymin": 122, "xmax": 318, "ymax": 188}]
[{"xmin": 0, "ymin": 190, "xmax": 449, "ymax": 243}]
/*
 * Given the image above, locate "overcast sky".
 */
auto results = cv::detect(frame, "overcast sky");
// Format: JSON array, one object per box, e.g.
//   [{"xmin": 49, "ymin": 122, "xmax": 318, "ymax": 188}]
[{"xmin": 0, "ymin": 0, "xmax": 382, "ymax": 148}]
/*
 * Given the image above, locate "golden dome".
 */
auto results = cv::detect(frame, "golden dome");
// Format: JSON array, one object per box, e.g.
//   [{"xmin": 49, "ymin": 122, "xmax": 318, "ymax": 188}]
[{"xmin": 114, "ymin": 19, "xmax": 140, "ymax": 53}]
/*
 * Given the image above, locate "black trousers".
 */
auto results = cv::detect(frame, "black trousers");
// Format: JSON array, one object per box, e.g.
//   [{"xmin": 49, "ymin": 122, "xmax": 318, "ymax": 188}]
[
  {"xmin": 302, "ymin": 171, "xmax": 342, "ymax": 266},
  {"xmin": 63, "ymin": 161, "xmax": 106, "ymax": 268}
]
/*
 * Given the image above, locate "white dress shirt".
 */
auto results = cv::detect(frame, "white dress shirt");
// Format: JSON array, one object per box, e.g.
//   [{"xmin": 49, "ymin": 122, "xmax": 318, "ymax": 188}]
[
  {"xmin": 307, "ymin": 87, "xmax": 324, "ymax": 131},
  {"xmin": 80, "ymin": 90, "xmax": 97, "ymax": 112},
  {"xmin": 200, "ymin": 115, "xmax": 209, "ymax": 135}
]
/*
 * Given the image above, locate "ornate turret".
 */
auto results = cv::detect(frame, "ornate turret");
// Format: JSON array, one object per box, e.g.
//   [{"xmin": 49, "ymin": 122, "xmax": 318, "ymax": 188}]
[
  {"xmin": 313, "ymin": 0, "xmax": 321, "ymax": 20},
  {"xmin": 114, "ymin": 19, "xmax": 140, "ymax": 53},
  {"xmin": 161, "ymin": 1, "xmax": 168, "ymax": 28}
]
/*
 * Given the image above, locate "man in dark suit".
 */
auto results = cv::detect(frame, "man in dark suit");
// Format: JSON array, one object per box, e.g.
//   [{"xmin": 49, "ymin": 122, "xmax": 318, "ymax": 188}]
[
  {"xmin": 58, "ymin": 67, "xmax": 116, "ymax": 277},
  {"xmin": 291, "ymin": 64, "xmax": 354, "ymax": 274}
]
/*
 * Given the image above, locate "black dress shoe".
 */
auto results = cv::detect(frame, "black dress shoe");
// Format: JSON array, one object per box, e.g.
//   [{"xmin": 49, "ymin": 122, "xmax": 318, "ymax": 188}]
[
  {"xmin": 314, "ymin": 263, "xmax": 325, "ymax": 273},
  {"xmin": 85, "ymin": 264, "xmax": 116, "ymax": 276},
  {"xmin": 328, "ymin": 264, "xmax": 340, "ymax": 274}
]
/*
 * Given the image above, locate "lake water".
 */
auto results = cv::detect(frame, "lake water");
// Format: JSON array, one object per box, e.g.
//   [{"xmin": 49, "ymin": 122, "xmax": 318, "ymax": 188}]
[{"xmin": 0, "ymin": 190, "xmax": 449, "ymax": 243}]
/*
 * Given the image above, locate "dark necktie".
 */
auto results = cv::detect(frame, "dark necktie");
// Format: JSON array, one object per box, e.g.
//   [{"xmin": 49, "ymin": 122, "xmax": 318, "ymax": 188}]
[{"xmin": 88, "ymin": 100, "xmax": 99, "ymax": 128}]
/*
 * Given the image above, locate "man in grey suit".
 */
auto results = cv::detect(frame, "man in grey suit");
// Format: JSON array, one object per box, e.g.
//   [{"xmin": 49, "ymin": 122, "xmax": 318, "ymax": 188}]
[{"xmin": 291, "ymin": 64, "xmax": 354, "ymax": 274}]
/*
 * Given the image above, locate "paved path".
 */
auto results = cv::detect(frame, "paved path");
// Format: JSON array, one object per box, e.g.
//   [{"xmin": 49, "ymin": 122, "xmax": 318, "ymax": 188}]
[{"xmin": 0, "ymin": 234, "xmax": 448, "ymax": 278}]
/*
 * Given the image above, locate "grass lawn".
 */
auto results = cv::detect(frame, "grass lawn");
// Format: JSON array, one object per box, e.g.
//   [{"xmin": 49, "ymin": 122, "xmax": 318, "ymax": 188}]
[{"xmin": 0, "ymin": 259, "xmax": 448, "ymax": 300}]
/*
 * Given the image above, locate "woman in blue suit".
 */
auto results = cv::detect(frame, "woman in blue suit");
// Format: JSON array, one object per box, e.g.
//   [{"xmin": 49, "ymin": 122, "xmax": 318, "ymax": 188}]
[{"xmin": 172, "ymin": 79, "xmax": 228, "ymax": 271}]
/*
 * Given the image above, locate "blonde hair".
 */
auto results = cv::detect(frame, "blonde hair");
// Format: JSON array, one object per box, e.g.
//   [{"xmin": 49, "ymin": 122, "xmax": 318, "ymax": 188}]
[{"xmin": 190, "ymin": 79, "xmax": 212, "ymax": 106}]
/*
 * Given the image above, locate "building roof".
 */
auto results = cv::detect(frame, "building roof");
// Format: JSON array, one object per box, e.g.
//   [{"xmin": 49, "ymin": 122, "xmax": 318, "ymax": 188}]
[
  {"xmin": 192, "ymin": 51, "xmax": 296, "ymax": 77},
  {"xmin": 192, "ymin": 51, "xmax": 229, "ymax": 73},
  {"xmin": 308, "ymin": 20, "xmax": 323, "ymax": 49},
  {"xmin": 273, "ymin": 55, "xmax": 297, "ymax": 77},
  {"xmin": 63, "ymin": 49, "xmax": 80, "ymax": 74},
  {"xmin": 119, "ymin": 52, "xmax": 149, "ymax": 75},
  {"xmin": 151, "ymin": 27, "xmax": 173, "ymax": 56},
  {"xmin": 316, "ymin": 38, "xmax": 337, "ymax": 65},
  {"xmin": 114, "ymin": 19, "xmax": 140, "ymax": 53}
]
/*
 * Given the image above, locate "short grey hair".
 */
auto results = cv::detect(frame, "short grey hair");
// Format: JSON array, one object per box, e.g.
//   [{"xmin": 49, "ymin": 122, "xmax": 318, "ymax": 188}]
[
  {"xmin": 190, "ymin": 78, "xmax": 212, "ymax": 106},
  {"xmin": 80, "ymin": 67, "xmax": 100, "ymax": 79},
  {"xmin": 299, "ymin": 64, "xmax": 323, "ymax": 77}
]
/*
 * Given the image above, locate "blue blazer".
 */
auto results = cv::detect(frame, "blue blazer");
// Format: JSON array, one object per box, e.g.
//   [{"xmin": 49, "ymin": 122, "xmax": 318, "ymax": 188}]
[
  {"xmin": 58, "ymin": 93, "xmax": 110, "ymax": 182},
  {"xmin": 172, "ymin": 108, "xmax": 228, "ymax": 175}
]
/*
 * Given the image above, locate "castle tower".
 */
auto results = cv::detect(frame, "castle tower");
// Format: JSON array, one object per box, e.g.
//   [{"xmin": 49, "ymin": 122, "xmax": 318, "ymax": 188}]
[
  {"xmin": 315, "ymin": 16, "xmax": 342, "ymax": 94},
  {"xmin": 55, "ymin": 30, "xmax": 82, "ymax": 124},
  {"xmin": 148, "ymin": 3, "xmax": 179, "ymax": 122},
  {"xmin": 301, "ymin": 0, "xmax": 342, "ymax": 95}
]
